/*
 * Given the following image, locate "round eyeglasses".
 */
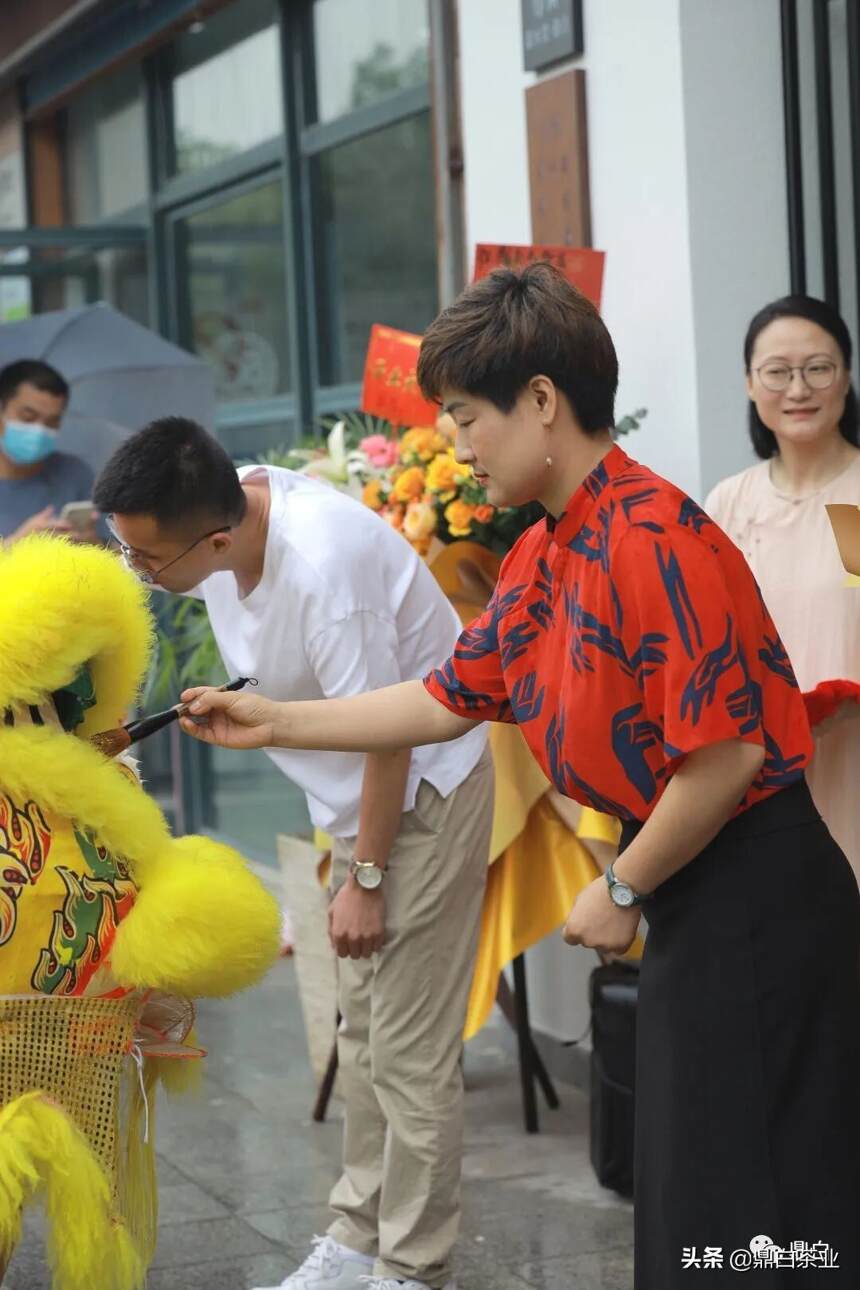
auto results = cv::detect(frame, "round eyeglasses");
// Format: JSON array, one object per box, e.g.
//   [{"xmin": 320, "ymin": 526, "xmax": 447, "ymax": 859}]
[
  {"xmin": 754, "ymin": 358, "xmax": 840, "ymax": 393},
  {"xmin": 106, "ymin": 516, "xmax": 232, "ymax": 585}
]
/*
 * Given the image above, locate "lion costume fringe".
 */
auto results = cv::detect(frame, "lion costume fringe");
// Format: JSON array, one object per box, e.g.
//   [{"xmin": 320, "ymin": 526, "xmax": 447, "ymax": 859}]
[{"xmin": 0, "ymin": 535, "xmax": 281, "ymax": 1289}]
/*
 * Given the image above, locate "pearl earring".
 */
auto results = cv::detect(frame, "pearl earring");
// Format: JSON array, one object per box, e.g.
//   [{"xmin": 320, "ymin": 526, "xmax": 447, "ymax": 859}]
[{"xmin": 546, "ymin": 455, "xmax": 553, "ymax": 468}]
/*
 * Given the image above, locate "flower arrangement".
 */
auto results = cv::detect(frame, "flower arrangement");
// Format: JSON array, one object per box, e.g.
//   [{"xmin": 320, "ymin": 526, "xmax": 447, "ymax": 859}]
[
  {"xmin": 355, "ymin": 419, "xmax": 541, "ymax": 556},
  {"xmin": 277, "ymin": 406, "xmax": 648, "ymax": 557}
]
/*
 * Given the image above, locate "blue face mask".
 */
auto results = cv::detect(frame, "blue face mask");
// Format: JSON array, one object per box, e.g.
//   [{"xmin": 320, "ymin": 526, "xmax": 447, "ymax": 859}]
[{"xmin": 0, "ymin": 420, "xmax": 59, "ymax": 466}]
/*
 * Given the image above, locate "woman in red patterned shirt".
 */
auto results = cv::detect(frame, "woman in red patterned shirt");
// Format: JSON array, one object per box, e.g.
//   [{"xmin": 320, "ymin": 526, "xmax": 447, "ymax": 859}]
[{"xmin": 182, "ymin": 265, "xmax": 859, "ymax": 1289}]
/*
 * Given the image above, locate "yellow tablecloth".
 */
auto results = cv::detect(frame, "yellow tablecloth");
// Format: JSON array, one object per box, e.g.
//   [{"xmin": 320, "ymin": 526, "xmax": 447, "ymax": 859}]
[{"xmin": 462, "ymin": 752, "xmax": 643, "ymax": 1040}]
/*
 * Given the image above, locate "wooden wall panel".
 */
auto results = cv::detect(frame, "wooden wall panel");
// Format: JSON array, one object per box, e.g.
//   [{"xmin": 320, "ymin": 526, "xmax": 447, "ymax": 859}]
[{"xmin": 526, "ymin": 69, "xmax": 591, "ymax": 247}]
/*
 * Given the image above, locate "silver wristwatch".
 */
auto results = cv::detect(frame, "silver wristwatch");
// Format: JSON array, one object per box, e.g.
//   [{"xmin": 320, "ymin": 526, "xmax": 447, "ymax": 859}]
[
  {"xmin": 605, "ymin": 862, "xmax": 647, "ymax": 908},
  {"xmin": 349, "ymin": 859, "xmax": 385, "ymax": 891}
]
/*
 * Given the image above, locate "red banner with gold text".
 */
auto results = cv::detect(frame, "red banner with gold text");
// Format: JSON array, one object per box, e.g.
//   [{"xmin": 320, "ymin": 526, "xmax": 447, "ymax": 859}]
[
  {"xmin": 473, "ymin": 243, "xmax": 605, "ymax": 309},
  {"xmin": 360, "ymin": 324, "xmax": 439, "ymax": 427}
]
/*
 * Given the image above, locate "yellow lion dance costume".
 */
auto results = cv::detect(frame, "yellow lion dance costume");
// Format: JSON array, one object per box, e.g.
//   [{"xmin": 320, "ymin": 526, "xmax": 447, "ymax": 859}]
[{"xmin": 0, "ymin": 535, "xmax": 281, "ymax": 1289}]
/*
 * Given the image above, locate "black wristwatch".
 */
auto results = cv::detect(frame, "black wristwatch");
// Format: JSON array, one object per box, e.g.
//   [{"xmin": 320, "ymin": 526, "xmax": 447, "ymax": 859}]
[{"xmin": 605, "ymin": 862, "xmax": 648, "ymax": 908}]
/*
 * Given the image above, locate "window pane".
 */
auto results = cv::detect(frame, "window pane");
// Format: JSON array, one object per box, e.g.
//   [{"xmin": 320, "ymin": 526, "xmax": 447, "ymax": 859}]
[
  {"xmin": 171, "ymin": 0, "xmax": 282, "ymax": 175},
  {"xmin": 65, "ymin": 66, "xmax": 147, "ymax": 220},
  {"xmin": 312, "ymin": 0, "xmax": 430, "ymax": 123},
  {"xmin": 176, "ymin": 182, "xmax": 290, "ymax": 402},
  {"xmin": 28, "ymin": 244, "xmax": 149, "ymax": 328},
  {"xmin": 313, "ymin": 112, "xmax": 437, "ymax": 387},
  {"xmin": 217, "ymin": 416, "xmax": 298, "ymax": 461}
]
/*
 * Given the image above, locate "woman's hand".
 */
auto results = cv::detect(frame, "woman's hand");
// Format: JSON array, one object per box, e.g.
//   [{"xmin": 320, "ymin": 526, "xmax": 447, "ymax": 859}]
[
  {"xmin": 562, "ymin": 875, "xmax": 641, "ymax": 956},
  {"xmin": 179, "ymin": 687, "xmax": 278, "ymax": 749}
]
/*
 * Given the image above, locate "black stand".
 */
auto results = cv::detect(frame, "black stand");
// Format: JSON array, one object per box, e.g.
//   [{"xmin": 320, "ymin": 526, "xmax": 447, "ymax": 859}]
[{"xmin": 509, "ymin": 953, "xmax": 560, "ymax": 1132}]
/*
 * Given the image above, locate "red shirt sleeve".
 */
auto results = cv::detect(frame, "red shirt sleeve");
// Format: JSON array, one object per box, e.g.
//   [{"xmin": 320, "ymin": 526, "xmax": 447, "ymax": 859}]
[
  {"xmin": 614, "ymin": 524, "xmax": 768, "ymax": 761},
  {"xmin": 423, "ymin": 586, "xmax": 516, "ymax": 723}
]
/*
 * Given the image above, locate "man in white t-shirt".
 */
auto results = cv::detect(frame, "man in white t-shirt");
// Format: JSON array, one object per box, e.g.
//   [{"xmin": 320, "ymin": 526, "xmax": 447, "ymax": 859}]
[{"xmin": 94, "ymin": 418, "xmax": 493, "ymax": 1290}]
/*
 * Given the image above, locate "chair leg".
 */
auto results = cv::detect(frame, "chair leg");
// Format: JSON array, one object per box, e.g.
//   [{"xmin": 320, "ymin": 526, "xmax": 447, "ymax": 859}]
[
  {"xmin": 498, "ymin": 962, "xmax": 561, "ymax": 1122},
  {"xmin": 530, "ymin": 1033, "xmax": 560, "ymax": 1110},
  {"xmin": 511, "ymin": 953, "xmax": 540, "ymax": 1133}
]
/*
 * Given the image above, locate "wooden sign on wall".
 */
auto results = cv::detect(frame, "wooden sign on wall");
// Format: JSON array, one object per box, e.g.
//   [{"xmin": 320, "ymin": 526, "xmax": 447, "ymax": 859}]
[{"xmin": 526, "ymin": 69, "xmax": 591, "ymax": 247}]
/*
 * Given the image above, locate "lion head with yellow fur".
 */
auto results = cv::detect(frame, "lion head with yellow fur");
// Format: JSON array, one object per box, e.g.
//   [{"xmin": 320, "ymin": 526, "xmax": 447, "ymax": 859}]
[{"xmin": 0, "ymin": 535, "xmax": 280, "ymax": 1290}]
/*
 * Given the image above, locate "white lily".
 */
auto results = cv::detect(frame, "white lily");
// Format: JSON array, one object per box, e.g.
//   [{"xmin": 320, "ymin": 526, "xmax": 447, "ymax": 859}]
[{"xmin": 297, "ymin": 420, "xmax": 369, "ymax": 497}]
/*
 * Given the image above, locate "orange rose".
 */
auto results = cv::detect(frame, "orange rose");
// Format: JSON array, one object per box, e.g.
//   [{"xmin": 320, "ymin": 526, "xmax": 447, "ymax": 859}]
[
  {"xmin": 408, "ymin": 534, "xmax": 433, "ymax": 558},
  {"xmin": 392, "ymin": 466, "xmax": 426, "ymax": 503},
  {"xmin": 473, "ymin": 504, "xmax": 495, "ymax": 524},
  {"xmin": 403, "ymin": 498, "xmax": 438, "ymax": 542},
  {"xmin": 426, "ymin": 450, "xmax": 466, "ymax": 499},
  {"xmin": 400, "ymin": 427, "xmax": 446, "ymax": 463},
  {"xmin": 362, "ymin": 479, "xmax": 385, "ymax": 511},
  {"xmin": 444, "ymin": 499, "xmax": 476, "ymax": 537}
]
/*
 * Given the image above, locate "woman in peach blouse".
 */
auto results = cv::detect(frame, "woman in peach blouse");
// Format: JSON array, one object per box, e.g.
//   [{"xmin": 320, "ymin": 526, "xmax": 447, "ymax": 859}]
[{"xmin": 706, "ymin": 295, "xmax": 860, "ymax": 881}]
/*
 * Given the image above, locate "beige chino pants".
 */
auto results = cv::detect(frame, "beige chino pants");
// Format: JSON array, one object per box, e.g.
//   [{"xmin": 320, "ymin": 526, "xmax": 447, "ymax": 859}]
[{"xmin": 327, "ymin": 749, "xmax": 494, "ymax": 1287}]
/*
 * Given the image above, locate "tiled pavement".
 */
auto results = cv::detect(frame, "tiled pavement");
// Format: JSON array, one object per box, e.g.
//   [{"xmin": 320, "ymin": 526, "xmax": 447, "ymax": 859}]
[{"xmin": 5, "ymin": 958, "xmax": 633, "ymax": 1289}]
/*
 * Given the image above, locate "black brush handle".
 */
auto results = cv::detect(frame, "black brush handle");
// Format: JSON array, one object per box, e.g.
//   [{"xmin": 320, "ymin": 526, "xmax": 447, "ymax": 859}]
[{"xmin": 124, "ymin": 677, "xmax": 254, "ymax": 747}]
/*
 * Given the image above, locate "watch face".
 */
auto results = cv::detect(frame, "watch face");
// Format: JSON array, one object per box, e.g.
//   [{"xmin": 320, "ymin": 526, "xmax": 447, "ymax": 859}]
[
  {"xmin": 355, "ymin": 863, "xmax": 383, "ymax": 890},
  {"xmin": 611, "ymin": 882, "xmax": 635, "ymax": 908}
]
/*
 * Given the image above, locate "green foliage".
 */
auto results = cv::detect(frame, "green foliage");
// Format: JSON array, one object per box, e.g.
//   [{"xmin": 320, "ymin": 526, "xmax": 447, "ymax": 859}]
[{"xmin": 613, "ymin": 408, "xmax": 648, "ymax": 437}]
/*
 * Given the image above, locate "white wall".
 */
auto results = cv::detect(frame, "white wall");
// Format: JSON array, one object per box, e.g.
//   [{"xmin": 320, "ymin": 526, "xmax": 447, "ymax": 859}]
[
  {"xmin": 459, "ymin": 0, "xmax": 701, "ymax": 500},
  {"xmin": 458, "ymin": 0, "xmax": 534, "ymax": 256},
  {"xmin": 584, "ymin": 0, "xmax": 701, "ymax": 498},
  {"xmin": 680, "ymin": 0, "xmax": 790, "ymax": 496}
]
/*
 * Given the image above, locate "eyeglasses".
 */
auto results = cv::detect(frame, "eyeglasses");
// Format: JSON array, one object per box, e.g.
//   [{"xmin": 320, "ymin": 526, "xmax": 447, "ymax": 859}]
[
  {"xmin": 106, "ymin": 516, "xmax": 232, "ymax": 585},
  {"xmin": 754, "ymin": 359, "xmax": 840, "ymax": 393}
]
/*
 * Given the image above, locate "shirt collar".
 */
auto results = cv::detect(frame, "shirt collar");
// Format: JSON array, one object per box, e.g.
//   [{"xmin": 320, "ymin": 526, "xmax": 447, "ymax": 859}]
[{"xmin": 547, "ymin": 443, "xmax": 635, "ymax": 548}]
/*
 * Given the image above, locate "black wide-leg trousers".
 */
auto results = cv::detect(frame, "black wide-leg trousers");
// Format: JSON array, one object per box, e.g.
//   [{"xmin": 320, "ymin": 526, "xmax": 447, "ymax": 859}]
[{"xmin": 621, "ymin": 779, "xmax": 860, "ymax": 1289}]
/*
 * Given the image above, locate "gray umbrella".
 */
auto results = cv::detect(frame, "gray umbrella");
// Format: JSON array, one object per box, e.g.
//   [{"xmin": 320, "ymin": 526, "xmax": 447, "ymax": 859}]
[{"xmin": 0, "ymin": 302, "xmax": 215, "ymax": 473}]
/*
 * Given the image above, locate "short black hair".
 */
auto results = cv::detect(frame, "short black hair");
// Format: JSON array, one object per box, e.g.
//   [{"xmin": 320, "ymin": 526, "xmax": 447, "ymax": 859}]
[
  {"xmin": 417, "ymin": 262, "xmax": 618, "ymax": 433},
  {"xmin": 744, "ymin": 294, "xmax": 858, "ymax": 459},
  {"xmin": 94, "ymin": 417, "xmax": 247, "ymax": 533},
  {"xmin": 0, "ymin": 359, "xmax": 70, "ymax": 406}
]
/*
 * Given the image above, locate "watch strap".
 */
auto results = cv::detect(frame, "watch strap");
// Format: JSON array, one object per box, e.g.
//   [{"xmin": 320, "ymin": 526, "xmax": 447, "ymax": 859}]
[{"xmin": 605, "ymin": 861, "xmax": 647, "ymax": 906}]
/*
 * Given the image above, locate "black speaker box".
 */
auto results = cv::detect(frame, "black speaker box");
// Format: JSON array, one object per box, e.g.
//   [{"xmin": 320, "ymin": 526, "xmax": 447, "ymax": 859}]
[{"xmin": 589, "ymin": 960, "xmax": 639, "ymax": 1197}]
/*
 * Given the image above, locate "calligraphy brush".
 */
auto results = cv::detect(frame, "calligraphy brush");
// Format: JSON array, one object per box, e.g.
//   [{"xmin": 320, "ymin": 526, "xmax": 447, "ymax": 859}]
[{"xmin": 89, "ymin": 677, "xmax": 256, "ymax": 758}]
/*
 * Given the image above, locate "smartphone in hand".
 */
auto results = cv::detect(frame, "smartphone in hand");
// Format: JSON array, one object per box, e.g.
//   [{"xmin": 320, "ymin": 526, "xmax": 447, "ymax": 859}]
[{"xmin": 59, "ymin": 500, "xmax": 97, "ymax": 533}]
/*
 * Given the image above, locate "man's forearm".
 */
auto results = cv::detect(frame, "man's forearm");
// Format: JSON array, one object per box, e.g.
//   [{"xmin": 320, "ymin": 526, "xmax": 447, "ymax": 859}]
[
  {"xmin": 613, "ymin": 739, "xmax": 765, "ymax": 894},
  {"xmin": 270, "ymin": 679, "xmax": 480, "ymax": 752},
  {"xmin": 353, "ymin": 749, "xmax": 413, "ymax": 865}
]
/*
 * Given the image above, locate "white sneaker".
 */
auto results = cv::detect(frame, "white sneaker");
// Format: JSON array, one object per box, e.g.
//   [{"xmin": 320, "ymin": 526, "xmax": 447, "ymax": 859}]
[
  {"xmin": 358, "ymin": 1279, "xmax": 457, "ymax": 1290},
  {"xmin": 253, "ymin": 1235, "xmax": 374, "ymax": 1290}
]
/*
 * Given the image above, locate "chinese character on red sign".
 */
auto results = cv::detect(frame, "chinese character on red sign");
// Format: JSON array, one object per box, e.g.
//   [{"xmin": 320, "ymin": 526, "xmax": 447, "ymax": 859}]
[{"xmin": 360, "ymin": 324, "xmax": 440, "ymax": 427}]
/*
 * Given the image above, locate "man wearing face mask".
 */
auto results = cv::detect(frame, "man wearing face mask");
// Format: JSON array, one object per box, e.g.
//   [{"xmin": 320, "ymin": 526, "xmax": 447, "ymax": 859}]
[{"xmin": 0, "ymin": 359, "xmax": 96, "ymax": 543}]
